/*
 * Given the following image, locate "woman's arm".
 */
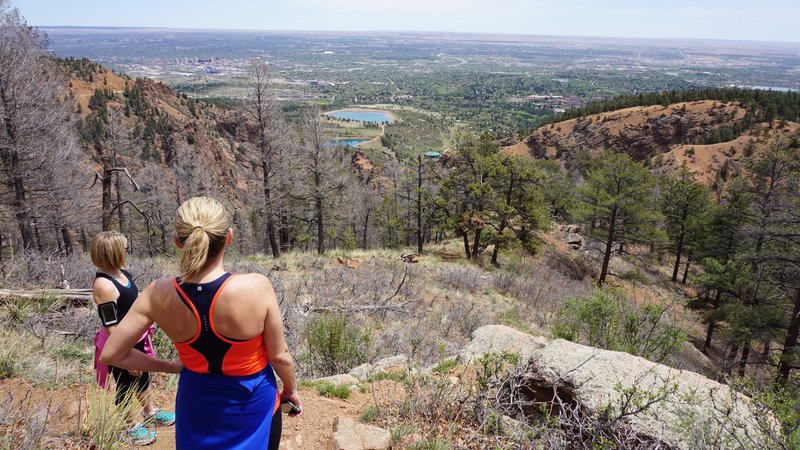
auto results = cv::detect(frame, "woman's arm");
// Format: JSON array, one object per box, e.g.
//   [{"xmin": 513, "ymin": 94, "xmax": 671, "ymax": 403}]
[
  {"xmin": 260, "ymin": 276, "xmax": 302, "ymax": 412},
  {"xmin": 93, "ymin": 278, "xmax": 119, "ymax": 335},
  {"xmin": 100, "ymin": 281, "xmax": 182, "ymax": 373}
]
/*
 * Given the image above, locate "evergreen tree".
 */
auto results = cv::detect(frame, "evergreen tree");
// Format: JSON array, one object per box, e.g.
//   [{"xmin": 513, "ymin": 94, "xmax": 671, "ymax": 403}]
[
  {"xmin": 574, "ymin": 152, "xmax": 662, "ymax": 286},
  {"xmin": 689, "ymin": 179, "xmax": 753, "ymax": 354},
  {"xmin": 660, "ymin": 168, "xmax": 711, "ymax": 282},
  {"xmin": 437, "ymin": 133, "xmax": 550, "ymax": 264}
]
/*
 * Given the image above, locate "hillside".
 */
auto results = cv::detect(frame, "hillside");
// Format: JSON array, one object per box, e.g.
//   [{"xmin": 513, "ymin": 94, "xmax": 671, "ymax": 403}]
[
  {"xmin": 505, "ymin": 99, "xmax": 800, "ymax": 185},
  {"xmin": 63, "ymin": 59, "xmax": 256, "ymax": 208}
]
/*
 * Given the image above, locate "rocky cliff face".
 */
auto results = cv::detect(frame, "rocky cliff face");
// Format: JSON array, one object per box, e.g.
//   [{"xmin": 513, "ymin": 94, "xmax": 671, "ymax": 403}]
[
  {"xmin": 65, "ymin": 61, "xmax": 257, "ymax": 209},
  {"xmin": 507, "ymin": 101, "xmax": 748, "ymax": 162},
  {"xmin": 505, "ymin": 99, "xmax": 800, "ymax": 187}
]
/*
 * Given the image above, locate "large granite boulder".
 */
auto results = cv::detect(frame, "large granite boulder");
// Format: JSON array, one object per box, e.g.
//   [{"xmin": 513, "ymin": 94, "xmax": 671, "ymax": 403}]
[
  {"xmin": 328, "ymin": 416, "xmax": 390, "ymax": 450},
  {"xmin": 458, "ymin": 325, "xmax": 548, "ymax": 363},
  {"xmin": 315, "ymin": 374, "xmax": 360, "ymax": 388},
  {"xmin": 349, "ymin": 355, "xmax": 408, "ymax": 381},
  {"xmin": 511, "ymin": 339, "xmax": 775, "ymax": 449}
]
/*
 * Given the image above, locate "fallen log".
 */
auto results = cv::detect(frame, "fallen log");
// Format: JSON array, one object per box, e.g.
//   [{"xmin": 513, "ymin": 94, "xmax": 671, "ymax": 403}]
[{"xmin": 0, "ymin": 288, "xmax": 93, "ymax": 304}]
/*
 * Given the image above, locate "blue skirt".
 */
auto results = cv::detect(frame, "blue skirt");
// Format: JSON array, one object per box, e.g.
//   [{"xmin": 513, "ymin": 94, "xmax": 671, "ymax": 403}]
[{"xmin": 176, "ymin": 366, "xmax": 279, "ymax": 449}]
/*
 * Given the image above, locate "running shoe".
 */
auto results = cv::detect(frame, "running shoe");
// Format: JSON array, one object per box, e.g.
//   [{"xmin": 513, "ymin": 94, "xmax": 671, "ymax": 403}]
[
  {"xmin": 128, "ymin": 423, "xmax": 156, "ymax": 446},
  {"xmin": 143, "ymin": 409, "xmax": 176, "ymax": 426}
]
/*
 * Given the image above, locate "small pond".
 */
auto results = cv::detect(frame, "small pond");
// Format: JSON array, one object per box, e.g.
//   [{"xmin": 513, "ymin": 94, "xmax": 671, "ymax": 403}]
[
  {"xmin": 330, "ymin": 138, "xmax": 370, "ymax": 147},
  {"xmin": 326, "ymin": 110, "xmax": 393, "ymax": 123}
]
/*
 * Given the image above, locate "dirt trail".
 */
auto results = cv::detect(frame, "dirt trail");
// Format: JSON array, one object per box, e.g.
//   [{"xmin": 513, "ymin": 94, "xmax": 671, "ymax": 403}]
[{"xmin": 1, "ymin": 378, "xmax": 374, "ymax": 449}]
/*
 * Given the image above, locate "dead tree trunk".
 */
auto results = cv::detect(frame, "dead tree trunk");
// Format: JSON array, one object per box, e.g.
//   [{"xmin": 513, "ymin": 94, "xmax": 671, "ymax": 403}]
[{"xmin": 60, "ymin": 227, "xmax": 73, "ymax": 255}]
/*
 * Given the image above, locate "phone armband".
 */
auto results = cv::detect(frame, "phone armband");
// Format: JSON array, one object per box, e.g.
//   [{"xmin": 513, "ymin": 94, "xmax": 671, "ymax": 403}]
[{"xmin": 97, "ymin": 302, "xmax": 119, "ymax": 327}]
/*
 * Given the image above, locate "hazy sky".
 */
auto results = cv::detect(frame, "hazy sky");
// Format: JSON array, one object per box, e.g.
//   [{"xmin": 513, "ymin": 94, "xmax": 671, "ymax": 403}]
[{"xmin": 14, "ymin": 0, "xmax": 800, "ymax": 42}]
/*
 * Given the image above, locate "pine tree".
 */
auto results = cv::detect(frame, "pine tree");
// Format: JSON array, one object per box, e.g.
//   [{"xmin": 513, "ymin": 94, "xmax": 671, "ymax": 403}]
[
  {"xmin": 574, "ymin": 152, "xmax": 662, "ymax": 286},
  {"xmin": 660, "ymin": 168, "xmax": 711, "ymax": 282}
]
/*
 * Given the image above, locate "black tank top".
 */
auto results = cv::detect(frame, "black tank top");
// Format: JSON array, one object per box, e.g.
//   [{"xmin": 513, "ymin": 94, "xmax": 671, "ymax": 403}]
[{"xmin": 95, "ymin": 269, "xmax": 139, "ymax": 321}]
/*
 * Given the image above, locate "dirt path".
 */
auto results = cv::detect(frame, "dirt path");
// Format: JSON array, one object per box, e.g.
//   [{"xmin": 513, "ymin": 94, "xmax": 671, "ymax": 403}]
[
  {"xmin": 1, "ymin": 378, "xmax": 374, "ymax": 449},
  {"xmin": 148, "ymin": 387, "xmax": 374, "ymax": 450}
]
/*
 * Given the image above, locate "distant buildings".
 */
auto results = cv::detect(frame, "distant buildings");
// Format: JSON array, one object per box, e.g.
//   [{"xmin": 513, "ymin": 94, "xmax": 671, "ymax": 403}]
[{"xmin": 507, "ymin": 94, "xmax": 583, "ymax": 112}]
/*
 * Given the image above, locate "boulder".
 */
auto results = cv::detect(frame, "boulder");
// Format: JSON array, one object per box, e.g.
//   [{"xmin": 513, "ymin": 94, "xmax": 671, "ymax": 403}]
[
  {"xmin": 315, "ymin": 374, "xmax": 360, "ymax": 387},
  {"xmin": 564, "ymin": 232, "xmax": 584, "ymax": 250},
  {"xmin": 511, "ymin": 339, "xmax": 775, "ymax": 450},
  {"xmin": 328, "ymin": 416, "xmax": 391, "ymax": 450},
  {"xmin": 349, "ymin": 354, "xmax": 408, "ymax": 380},
  {"xmin": 666, "ymin": 341, "xmax": 718, "ymax": 379},
  {"xmin": 458, "ymin": 325, "xmax": 548, "ymax": 363}
]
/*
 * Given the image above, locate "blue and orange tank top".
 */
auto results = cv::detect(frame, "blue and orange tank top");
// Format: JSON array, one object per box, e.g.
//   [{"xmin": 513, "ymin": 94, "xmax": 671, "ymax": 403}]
[{"xmin": 173, "ymin": 273, "xmax": 269, "ymax": 376}]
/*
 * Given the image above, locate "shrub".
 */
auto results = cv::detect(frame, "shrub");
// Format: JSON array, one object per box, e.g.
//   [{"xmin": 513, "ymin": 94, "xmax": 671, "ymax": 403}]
[
  {"xmin": 3, "ymin": 297, "xmax": 36, "ymax": 325},
  {"xmin": 432, "ymin": 359, "xmax": 457, "ymax": 374},
  {"xmin": 302, "ymin": 313, "xmax": 370, "ymax": 377},
  {"xmin": 315, "ymin": 381, "xmax": 351, "ymax": 400},
  {"xmin": 359, "ymin": 406, "xmax": 378, "ymax": 423},
  {"xmin": 552, "ymin": 288, "xmax": 685, "ymax": 363},
  {"xmin": 52, "ymin": 342, "xmax": 92, "ymax": 364},
  {"xmin": 435, "ymin": 264, "xmax": 487, "ymax": 293},
  {"xmin": 619, "ymin": 268, "xmax": 651, "ymax": 285},
  {"xmin": 678, "ymin": 379, "xmax": 798, "ymax": 450},
  {"xmin": 390, "ymin": 424, "xmax": 418, "ymax": 446},
  {"xmin": 0, "ymin": 351, "xmax": 17, "ymax": 379},
  {"xmin": 82, "ymin": 387, "xmax": 138, "ymax": 450},
  {"xmin": 409, "ymin": 439, "xmax": 452, "ymax": 450}
]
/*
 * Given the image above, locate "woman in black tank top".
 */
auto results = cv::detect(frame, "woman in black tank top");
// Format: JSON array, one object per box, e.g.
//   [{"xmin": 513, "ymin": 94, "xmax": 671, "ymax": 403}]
[{"xmin": 90, "ymin": 232, "xmax": 175, "ymax": 445}]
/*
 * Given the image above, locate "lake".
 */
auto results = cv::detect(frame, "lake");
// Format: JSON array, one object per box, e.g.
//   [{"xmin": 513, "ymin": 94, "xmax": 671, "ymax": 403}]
[
  {"xmin": 326, "ymin": 110, "xmax": 394, "ymax": 123},
  {"xmin": 330, "ymin": 138, "xmax": 370, "ymax": 147}
]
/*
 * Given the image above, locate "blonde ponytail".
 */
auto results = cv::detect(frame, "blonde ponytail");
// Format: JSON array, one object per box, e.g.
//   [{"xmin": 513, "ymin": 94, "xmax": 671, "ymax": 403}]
[{"xmin": 174, "ymin": 197, "xmax": 229, "ymax": 282}]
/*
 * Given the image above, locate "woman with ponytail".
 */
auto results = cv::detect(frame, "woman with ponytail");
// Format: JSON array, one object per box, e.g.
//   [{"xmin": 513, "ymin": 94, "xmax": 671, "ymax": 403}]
[{"xmin": 101, "ymin": 197, "xmax": 300, "ymax": 449}]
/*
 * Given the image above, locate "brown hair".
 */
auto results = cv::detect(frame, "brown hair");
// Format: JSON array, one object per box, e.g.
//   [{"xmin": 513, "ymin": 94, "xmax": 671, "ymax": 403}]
[
  {"xmin": 89, "ymin": 231, "xmax": 127, "ymax": 272},
  {"xmin": 174, "ymin": 197, "xmax": 229, "ymax": 282}
]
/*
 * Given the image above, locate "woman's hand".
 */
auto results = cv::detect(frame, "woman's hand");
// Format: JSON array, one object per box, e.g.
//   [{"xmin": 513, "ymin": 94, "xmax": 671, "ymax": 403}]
[
  {"xmin": 167, "ymin": 359, "xmax": 184, "ymax": 374},
  {"xmin": 128, "ymin": 369, "xmax": 143, "ymax": 377},
  {"xmin": 280, "ymin": 389, "xmax": 303, "ymax": 416}
]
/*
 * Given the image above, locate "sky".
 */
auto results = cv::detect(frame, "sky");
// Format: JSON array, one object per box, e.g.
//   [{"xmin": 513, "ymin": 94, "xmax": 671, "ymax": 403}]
[{"xmin": 13, "ymin": 0, "xmax": 800, "ymax": 43}]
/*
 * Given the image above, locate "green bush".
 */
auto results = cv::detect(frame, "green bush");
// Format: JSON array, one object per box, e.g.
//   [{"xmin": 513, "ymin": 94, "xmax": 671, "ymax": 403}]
[
  {"xmin": 552, "ymin": 288, "xmax": 685, "ymax": 363},
  {"xmin": 303, "ymin": 313, "xmax": 370, "ymax": 377},
  {"xmin": 82, "ymin": 387, "xmax": 138, "ymax": 450},
  {"xmin": 315, "ymin": 381, "xmax": 351, "ymax": 399},
  {"xmin": 409, "ymin": 438, "xmax": 451, "ymax": 450},
  {"xmin": 390, "ymin": 425, "xmax": 418, "ymax": 446},
  {"xmin": 0, "ymin": 352, "xmax": 17, "ymax": 379},
  {"xmin": 359, "ymin": 406, "xmax": 378, "ymax": 423},
  {"xmin": 432, "ymin": 359, "xmax": 457, "ymax": 374},
  {"xmin": 52, "ymin": 343, "xmax": 92, "ymax": 364},
  {"xmin": 619, "ymin": 268, "xmax": 651, "ymax": 285}
]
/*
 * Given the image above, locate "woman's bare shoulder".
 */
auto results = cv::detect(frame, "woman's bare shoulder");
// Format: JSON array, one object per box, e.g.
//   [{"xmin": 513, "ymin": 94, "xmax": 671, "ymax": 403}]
[
  {"xmin": 233, "ymin": 272, "xmax": 272, "ymax": 285},
  {"xmin": 145, "ymin": 276, "xmax": 180, "ymax": 300},
  {"xmin": 92, "ymin": 277, "xmax": 118, "ymax": 304},
  {"xmin": 228, "ymin": 273, "xmax": 275, "ymax": 297}
]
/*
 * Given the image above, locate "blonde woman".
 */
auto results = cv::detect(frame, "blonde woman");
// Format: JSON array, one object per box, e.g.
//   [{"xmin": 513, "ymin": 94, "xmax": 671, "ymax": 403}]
[
  {"xmin": 90, "ymin": 231, "xmax": 176, "ymax": 445},
  {"xmin": 102, "ymin": 197, "xmax": 300, "ymax": 450}
]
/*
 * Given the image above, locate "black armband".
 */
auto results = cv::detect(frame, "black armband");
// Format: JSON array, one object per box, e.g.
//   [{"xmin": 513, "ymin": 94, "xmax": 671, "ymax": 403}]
[{"xmin": 97, "ymin": 302, "xmax": 119, "ymax": 327}]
